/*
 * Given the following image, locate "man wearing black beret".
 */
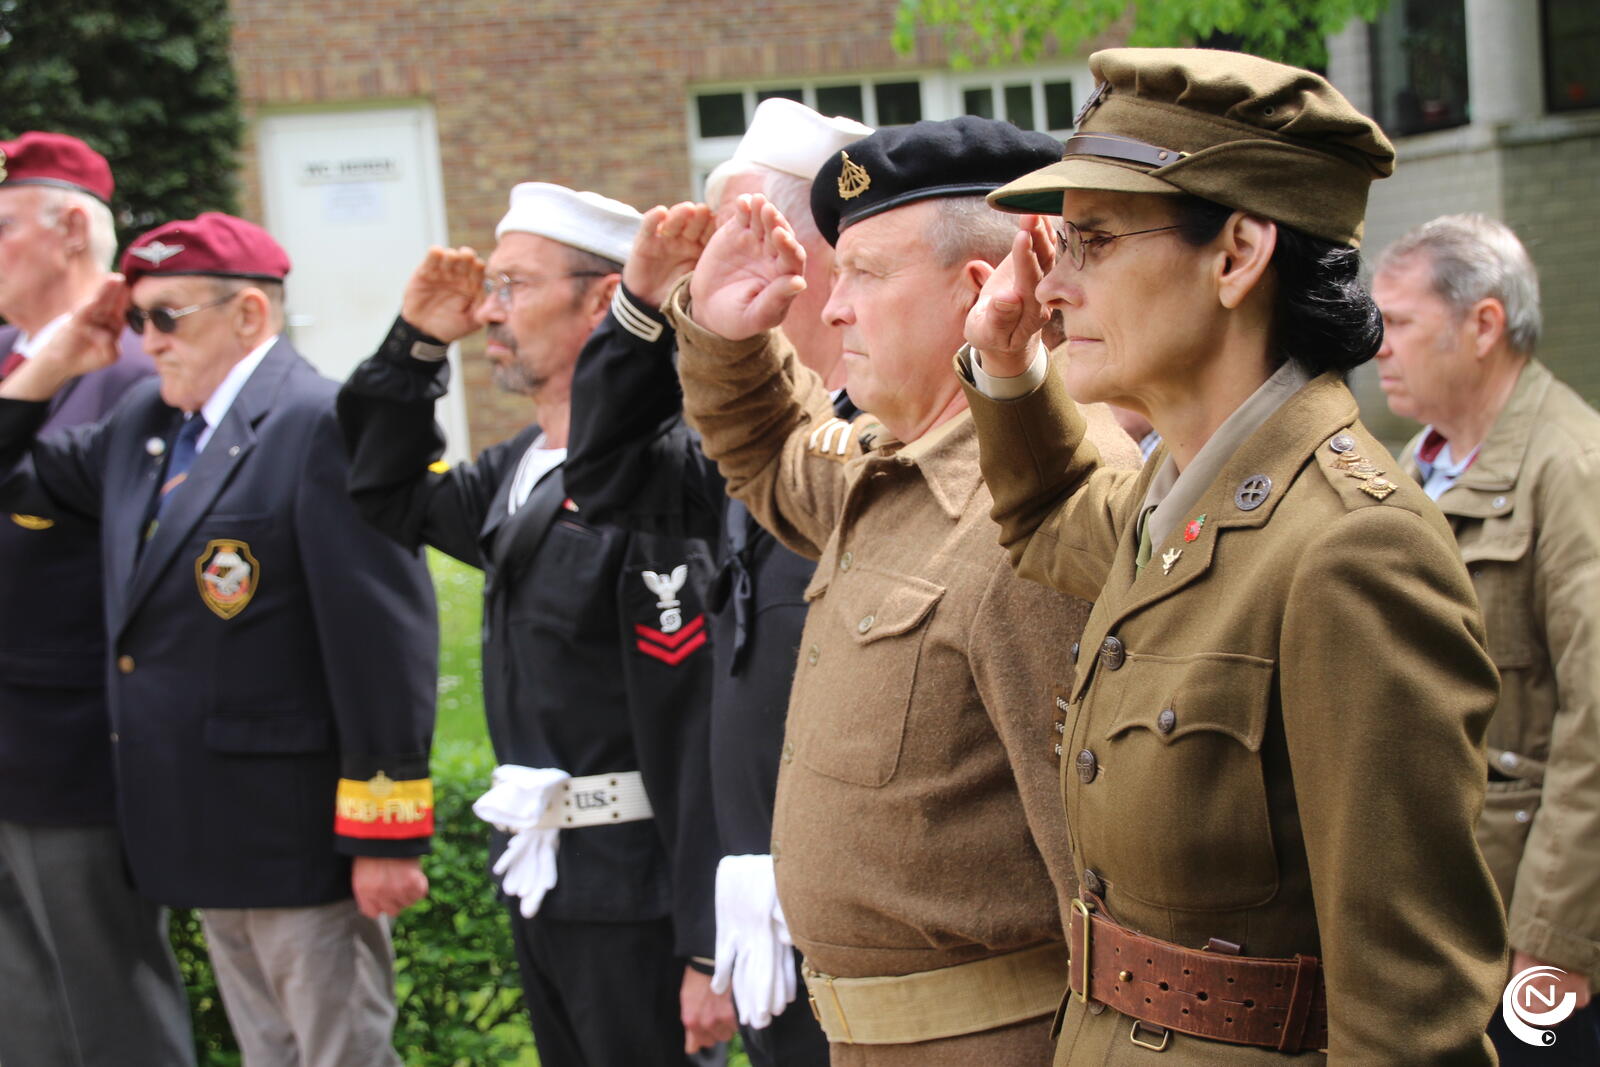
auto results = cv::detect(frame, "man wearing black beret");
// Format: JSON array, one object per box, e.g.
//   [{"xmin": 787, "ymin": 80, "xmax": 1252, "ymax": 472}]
[{"xmin": 660, "ymin": 117, "xmax": 1141, "ymax": 1063}]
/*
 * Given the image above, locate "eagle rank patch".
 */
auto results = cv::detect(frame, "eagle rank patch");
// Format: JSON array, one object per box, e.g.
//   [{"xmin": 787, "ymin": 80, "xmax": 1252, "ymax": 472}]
[{"xmin": 195, "ymin": 539, "xmax": 259, "ymax": 620}]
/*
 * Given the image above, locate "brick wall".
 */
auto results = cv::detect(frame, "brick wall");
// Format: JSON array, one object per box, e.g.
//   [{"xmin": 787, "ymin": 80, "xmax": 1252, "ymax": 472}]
[{"xmin": 229, "ymin": 0, "xmax": 972, "ymax": 451}]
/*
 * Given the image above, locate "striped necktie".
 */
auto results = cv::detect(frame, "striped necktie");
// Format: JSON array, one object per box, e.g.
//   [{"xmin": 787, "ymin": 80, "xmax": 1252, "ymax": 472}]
[{"xmin": 161, "ymin": 416, "xmax": 207, "ymax": 503}]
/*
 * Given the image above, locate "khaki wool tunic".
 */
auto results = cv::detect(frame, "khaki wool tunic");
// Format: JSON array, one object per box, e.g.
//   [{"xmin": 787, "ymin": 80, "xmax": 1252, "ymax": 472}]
[
  {"xmin": 1401, "ymin": 358, "xmax": 1600, "ymax": 985},
  {"xmin": 666, "ymin": 288, "xmax": 1140, "ymax": 1063},
  {"xmin": 962, "ymin": 360, "xmax": 1508, "ymax": 1064}
]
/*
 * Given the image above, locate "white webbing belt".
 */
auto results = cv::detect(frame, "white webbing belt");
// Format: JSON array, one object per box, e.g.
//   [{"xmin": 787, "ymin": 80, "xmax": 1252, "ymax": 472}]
[{"xmin": 533, "ymin": 770, "xmax": 654, "ymax": 829}]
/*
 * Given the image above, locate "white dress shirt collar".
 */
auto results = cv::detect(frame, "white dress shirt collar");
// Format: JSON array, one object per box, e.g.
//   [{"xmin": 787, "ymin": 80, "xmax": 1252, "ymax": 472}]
[{"xmin": 192, "ymin": 335, "xmax": 278, "ymax": 452}]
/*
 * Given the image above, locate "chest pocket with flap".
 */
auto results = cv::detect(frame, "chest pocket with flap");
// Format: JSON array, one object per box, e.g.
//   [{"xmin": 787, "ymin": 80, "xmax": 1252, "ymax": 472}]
[
  {"xmin": 1074, "ymin": 651, "xmax": 1279, "ymax": 912},
  {"xmin": 794, "ymin": 564, "xmax": 943, "ymax": 788}
]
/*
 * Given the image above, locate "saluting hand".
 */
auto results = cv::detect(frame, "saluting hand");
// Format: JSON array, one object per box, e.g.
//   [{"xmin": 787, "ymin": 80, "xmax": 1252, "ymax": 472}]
[
  {"xmin": 401, "ymin": 246, "xmax": 486, "ymax": 344},
  {"xmin": 0, "ymin": 273, "xmax": 130, "ymax": 402},
  {"xmin": 625, "ymin": 202, "xmax": 715, "ymax": 309},
  {"xmin": 687, "ymin": 194, "xmax": 806, "ymax": 342},
  {"xmin": 352, "ymin": 855, "xmax": 429, "ymax": 918},
  {"xmin": 963, "ymin": 213, "xmax": 1057, "ymax": 378}
]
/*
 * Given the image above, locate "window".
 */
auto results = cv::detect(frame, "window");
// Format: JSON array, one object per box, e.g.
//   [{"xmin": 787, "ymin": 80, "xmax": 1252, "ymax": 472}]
[
  {"xmin": 1543, "ymin": 0, "xmax": 1600, "ymax": 113},
  {"xmin": 954, "ymin": 75, "xmax": 1077, "ymax": 134},
  {"xmin": 1368, "ymin": 0, "xmax": 1470, "ymax": 136},
  {"xmin": 687, "ymin": 67, "xmax": 1084, "ymax": 195}
]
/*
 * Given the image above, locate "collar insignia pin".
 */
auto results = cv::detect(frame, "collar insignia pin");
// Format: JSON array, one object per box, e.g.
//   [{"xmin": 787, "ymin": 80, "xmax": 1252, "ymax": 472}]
[
  {"xmin": 1161, "ymin": 547, "xmax": 1182, "ymax": 575},
  {"xmin": 836, "ymin": 151, "xmax": 870, "ymax": 201}
]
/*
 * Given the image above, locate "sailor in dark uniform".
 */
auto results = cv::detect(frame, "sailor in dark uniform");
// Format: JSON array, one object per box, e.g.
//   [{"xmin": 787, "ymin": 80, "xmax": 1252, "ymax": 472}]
[
  {"xmin": 560, "ymin": 99, "xmax": 868, "ymax": 1067},
  {"xmin": 0, "ymin": 130, "xmax": 190, "ymax": 1067},
  {"xmin": 336, "ymin": 182, "xmax": 728, "ymax": 1067},
  {"xmin": 0, "ymin": 212, "xmax": 439, "ymax": 1067}
]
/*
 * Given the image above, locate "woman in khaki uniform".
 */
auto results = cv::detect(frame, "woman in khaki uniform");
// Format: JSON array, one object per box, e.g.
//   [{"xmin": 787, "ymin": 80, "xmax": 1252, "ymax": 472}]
[{"xmin": 958, "ymin": 50, "xmax": 1508, "ymax": 1062}]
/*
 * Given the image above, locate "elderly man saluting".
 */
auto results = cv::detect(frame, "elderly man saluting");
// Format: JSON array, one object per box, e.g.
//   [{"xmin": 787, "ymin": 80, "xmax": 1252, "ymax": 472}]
[
  {"xmin": 0, "ymin": 213, "xmax": 439, "ymax": 1067},
  {"xmin": 338, "ymin": 183, "xmax": 730, "ymax": 1065},
  {"xmin": 0, "ymin": 130, "xmax": 184, "ymax": 1067},
  {"xmin": 659, "ymin": 118, "xmax": 1139, "ymax": 1064}
]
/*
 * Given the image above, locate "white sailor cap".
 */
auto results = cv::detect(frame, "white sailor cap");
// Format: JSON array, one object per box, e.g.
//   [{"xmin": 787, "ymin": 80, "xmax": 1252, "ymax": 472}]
[
  {"xmin": 495, "ymin": 182, "xmax": 642, "ymax": 264},
  {"xmin": 706, "ymin": 99, "xmax": 872, "ymax": 207}
]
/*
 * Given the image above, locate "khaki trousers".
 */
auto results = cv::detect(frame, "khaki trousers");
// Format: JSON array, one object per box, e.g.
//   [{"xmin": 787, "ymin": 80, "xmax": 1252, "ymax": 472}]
[{"xmin": 201, "ymin": 899, "xmax": 401, "ymax": 1067}]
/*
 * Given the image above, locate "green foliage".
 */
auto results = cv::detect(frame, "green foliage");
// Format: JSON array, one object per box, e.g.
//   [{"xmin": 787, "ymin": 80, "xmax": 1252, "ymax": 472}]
[
  {"xmin": 168, "ymin": 907, "xmax": 241, "ymax": 1067},
  {"xmin": 894, "ymin": 0, "xmax": 1393, "ymax": 71},
  {"xmin": 0, "ymin": 0, "xmax": 243, "ymax": 247},
  {"xmin": 391, "ymin": 740, "xmax": 532, "ymax": 1066}
]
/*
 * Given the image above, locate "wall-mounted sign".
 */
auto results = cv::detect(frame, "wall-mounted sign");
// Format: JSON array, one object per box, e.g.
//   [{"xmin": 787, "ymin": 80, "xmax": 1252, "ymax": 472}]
[{"xmin": 300, "ymin": 157, "xmax": 402, "ymax": 184}]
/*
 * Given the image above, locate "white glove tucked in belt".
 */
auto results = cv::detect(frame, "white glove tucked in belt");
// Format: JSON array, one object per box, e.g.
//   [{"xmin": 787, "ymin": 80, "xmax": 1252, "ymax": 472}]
[
  {"xmin": 711, "ymin": 854, "xmax": 797, "ymax": 1029},
  {"xmin": 472, "ymin": 765, "xmax": 571, "ymax": 919}
]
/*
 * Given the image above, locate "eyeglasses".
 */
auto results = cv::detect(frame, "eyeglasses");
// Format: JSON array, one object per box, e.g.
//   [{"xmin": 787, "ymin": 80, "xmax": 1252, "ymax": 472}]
[
  {"xmin": 480, "ymin": 271, "xmax": 608, "ymax": 305},
  {"xmin": 124, "ymin": 293, "xmax": 240, "ymax": 335},
  {"xmin": 1054, "ymin": 221, "xmax": 1183, "ymax": 271}
]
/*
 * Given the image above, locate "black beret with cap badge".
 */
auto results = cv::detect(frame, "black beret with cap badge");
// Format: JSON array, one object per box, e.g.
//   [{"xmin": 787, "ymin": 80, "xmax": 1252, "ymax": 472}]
[{"xmin": 810, "ymin": 116, "xmax": 1064, "ymax": 246}]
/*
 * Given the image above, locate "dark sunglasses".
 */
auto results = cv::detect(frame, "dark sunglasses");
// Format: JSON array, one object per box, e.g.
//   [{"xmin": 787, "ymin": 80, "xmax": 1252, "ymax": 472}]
[{"xmin": 124, "ymin": 292, "xmax": 241, "ymax": 335}]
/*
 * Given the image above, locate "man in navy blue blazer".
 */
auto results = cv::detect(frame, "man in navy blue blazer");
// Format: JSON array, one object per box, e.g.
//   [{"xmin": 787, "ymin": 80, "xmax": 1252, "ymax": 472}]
[
  {"xmin": 0, "ymin": 130, "xmax": 190, "ymax": 1067},
  {"xmin": 0, "ymin": 212, "xmax": 439, "ymax": 1066}
]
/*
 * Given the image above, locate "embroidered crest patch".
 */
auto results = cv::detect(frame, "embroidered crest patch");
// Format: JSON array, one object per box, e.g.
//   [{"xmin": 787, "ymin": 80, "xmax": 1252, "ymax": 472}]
[{"xmin": 195, "ymin": 539, "xmax": 259, "ymax": 620}]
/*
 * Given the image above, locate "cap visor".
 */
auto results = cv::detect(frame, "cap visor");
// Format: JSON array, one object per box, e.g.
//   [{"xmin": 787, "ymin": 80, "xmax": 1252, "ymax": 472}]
[{"xmin": 987, "ymin": 157, "xmax": 1181, "ymax": 214}]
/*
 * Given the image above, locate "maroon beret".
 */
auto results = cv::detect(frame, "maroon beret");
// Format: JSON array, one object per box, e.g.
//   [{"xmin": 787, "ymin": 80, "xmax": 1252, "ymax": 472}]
[
  {"xmin": 0, "ymin": 131, "xmax": 115, "ymax": 205},
  {"xmin": 121, "ymin": 212, "xmax": 292, "ymax": 287}
]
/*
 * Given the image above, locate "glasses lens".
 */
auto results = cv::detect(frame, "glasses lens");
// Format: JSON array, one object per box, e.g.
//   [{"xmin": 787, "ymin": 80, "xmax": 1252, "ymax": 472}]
[
  {"xmin": 1065, "ymin": 223, "xmax": 1086, "ymax": 269},
  {"xmin": 149, "ymin": 308, "xmax": 180, "ymax": 333},
  {"xmin": 124, "ymin": 307, "xmax": 147, "ymax": 334}
]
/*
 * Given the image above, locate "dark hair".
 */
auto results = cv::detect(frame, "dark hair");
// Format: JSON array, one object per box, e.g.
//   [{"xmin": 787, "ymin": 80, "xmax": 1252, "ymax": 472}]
[{"xmin": 1172, "ymin": 196, "xmax": 1383, "ymax": 377}]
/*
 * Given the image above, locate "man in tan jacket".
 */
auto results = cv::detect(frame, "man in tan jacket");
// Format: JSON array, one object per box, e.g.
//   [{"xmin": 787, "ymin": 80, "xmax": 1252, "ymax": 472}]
[
  {"xmin": 1376, "ymin": 213, "xmax": 1600, "ymax": 1061},
  {"xmin": 663, "ymin": 117, "xmax": 1139, "ymax": 1064}
]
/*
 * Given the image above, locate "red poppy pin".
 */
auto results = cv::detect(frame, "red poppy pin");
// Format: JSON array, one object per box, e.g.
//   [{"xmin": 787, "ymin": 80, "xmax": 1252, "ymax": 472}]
[{"xmin": 1184, "ymin": 514, "xmax": 1207, "ymax": 542}]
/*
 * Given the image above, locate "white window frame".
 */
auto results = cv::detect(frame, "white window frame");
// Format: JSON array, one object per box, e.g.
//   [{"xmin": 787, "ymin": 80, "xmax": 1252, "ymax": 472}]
[{"xmin": 687, "ymin": 63, "xmax": 1089, "ymax": 196}]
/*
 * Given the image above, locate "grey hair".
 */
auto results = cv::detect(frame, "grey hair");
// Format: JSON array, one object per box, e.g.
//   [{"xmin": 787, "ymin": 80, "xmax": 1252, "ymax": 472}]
[
  {"xmin": 924, "ymin": 196, "xmax": 1018, "ymax": 268},
  {"xmin": 1375, "ymin": 213, "xmax": 1542, "ymax": 354},
  {"xmin": 762, "ymin": 169, "xmax": 820, "ymax": 244},
  {"xmin": 36, "ymin": 187, "xmax": 117, "ymax": 270},
  {"xmin": 705, "ymin": 160, "xmax": 821, "ymax": 244}
]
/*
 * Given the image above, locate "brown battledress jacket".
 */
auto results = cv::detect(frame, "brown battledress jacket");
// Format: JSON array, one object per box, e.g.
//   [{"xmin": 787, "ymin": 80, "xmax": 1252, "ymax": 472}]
[
  {"xmin": 962, "ymin": 359, "xmax": 1507, "ymax": 1064},
  {"xmin": 666, "ymin": 286, "xmax": 1140, "ymax": 1064},
  {"xmin": 1401, "ymin": 358, "xmax": 1600, "ymax": 985}
]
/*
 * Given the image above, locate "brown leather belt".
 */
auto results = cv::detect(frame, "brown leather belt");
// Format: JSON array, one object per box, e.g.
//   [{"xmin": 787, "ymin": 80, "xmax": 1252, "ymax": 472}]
[{"xmin": 1068, "ymin": 896, "xmax": 1328, "ymax": 1053}]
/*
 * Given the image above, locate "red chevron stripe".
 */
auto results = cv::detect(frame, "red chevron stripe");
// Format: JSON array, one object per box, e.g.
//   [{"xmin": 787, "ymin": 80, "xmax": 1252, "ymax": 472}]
[
  {"xmin": 636, "ymin": 629, "xmax": 706, "ymax": 666},
  {"xmin": 633, "ymin": 613, "xmax": 705, "ymax": 648}
]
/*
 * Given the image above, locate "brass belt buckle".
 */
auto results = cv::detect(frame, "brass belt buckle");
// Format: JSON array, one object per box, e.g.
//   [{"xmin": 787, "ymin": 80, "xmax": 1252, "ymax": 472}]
[
  {"xmin": 1070, "ymin": 897, "xmax": 1094, "ymax": 1004},
  {"xmin": 1130, "ymin": 1019, "xmax": 1171, "ymax": 1052}
]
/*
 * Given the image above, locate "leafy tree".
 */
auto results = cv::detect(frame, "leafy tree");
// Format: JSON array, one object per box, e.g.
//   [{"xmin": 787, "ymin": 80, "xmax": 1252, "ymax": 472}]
[
  {"xmin": 894, "ymin": 0, "xmax": 1393, "ymax": 71},
  {"xmin": 0, "ymin": 0, "xmax": 243, "ymax": 249}
]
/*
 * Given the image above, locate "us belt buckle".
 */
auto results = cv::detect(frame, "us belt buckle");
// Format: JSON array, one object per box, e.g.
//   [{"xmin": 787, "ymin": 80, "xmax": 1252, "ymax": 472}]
[
  {"xmin": 1130, "ymin": 1018, "xmax": 1171, "ymax": 1052},
  {"xmin": 1070, "ymin": 897, "xmax": 1093, "ymax": 1004}
]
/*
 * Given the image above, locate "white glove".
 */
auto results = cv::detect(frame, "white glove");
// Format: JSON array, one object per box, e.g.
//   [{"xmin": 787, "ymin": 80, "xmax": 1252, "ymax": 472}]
[
  {"xmin": 711, "ymin": 854, "xmax": 796, "ymax": 1029},
  {"xmin": 473, "ymin": 766, "xmax": 571, "ymax": 919}
]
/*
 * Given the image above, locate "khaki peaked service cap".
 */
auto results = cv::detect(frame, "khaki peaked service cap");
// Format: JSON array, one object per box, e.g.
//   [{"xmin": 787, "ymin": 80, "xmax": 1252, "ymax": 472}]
[{"xmin": 989, "ymin": 48, "xmax": 1396, "ymax": 247}]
